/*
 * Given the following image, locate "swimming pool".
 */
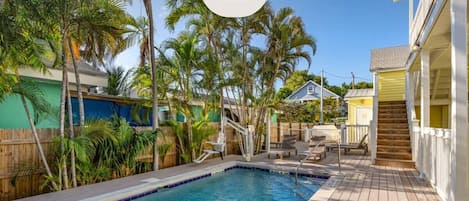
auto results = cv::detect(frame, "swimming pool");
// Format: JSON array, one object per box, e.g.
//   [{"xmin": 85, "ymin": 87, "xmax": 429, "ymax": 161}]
[{"xmin": 127, "ymin": 167, "xmax": 326, "ymax": 201}]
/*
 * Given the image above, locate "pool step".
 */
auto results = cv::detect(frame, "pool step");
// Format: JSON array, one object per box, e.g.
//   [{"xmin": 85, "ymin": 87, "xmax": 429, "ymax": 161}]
[{"xmin": 274, "ymin": 176, "xmax": 317, "ymax": 201}]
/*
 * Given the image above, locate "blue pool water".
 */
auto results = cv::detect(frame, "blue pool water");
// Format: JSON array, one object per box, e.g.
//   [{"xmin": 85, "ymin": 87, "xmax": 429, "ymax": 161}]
[{"xmin": 133, "ymin": 168, "xmax": 326, "ymax": 201}]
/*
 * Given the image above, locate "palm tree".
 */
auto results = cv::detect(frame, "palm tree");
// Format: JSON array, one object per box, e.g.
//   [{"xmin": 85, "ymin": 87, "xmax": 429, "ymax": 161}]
[
  {"xmin": 126, "ymin": 16, "xmax": 150, "ymax": 67},
  {"xmin": 157, "ymin": 32, "xmax": 204, "ymax": 160},
  {"xmin": 104, "ymin": 63, "xmax": 132, "ymax": 96},
  {"xmin": 13, "ymin": 81, "xmax": 60, "ymax": 190},
  {"xmin": 142, "ymin": 0, "xmax": 160, "ymax": 171},
  {"xmin": 251, "ymin": 5, "xmax": 316, "ymax": 151},
  {"xmin": 0, "ymin": 1, "xmax": 60, "ymax": 190},
  {"xmin": 166, "ymin": 0, "xmax": 233, "ymax": 149}
]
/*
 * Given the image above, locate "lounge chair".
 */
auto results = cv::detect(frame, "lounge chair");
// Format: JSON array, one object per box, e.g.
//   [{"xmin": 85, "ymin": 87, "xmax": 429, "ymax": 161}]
[
  {"xmin": 294, "ymin": 141, "xmax": 326, "ymax": 161},
  {"xmin": 193, "ymin": 131, "xmax": 225, "ymax": 164},
  {"xmin": 267, "ymin": 135, "xmax": 296, "ymax": 159},
  {"xmin": 325, "ymin": 134, "xmax": 368, "ymax": 155}
]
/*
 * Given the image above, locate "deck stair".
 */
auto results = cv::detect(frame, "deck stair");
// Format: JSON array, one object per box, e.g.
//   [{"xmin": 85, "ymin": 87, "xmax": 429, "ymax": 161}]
[{"xmin": 375, "ymin": 101, "xmax": 415, "ymax": 168}]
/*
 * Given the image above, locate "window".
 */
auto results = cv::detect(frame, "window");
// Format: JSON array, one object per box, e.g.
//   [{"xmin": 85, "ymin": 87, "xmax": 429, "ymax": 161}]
[{"xmin": 307, "ymin": 85, "xmax": 314, "ymax": 95}]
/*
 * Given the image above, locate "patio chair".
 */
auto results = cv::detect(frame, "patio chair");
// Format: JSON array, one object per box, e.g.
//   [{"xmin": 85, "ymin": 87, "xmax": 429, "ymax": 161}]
[
  {"xmin": 294, "ymin": 141, "xmax": 326, "ymax": 161},
  {"xmin": 267, "ymin": 135, "xmax": 296, "ymax": 159},
  {"xmin": 193, "ymin": 131, "xmax": 225, "ymax": 164},
  {"xmin": 325, "ymin": 134, "xmax": 368, "ymax": 155}
]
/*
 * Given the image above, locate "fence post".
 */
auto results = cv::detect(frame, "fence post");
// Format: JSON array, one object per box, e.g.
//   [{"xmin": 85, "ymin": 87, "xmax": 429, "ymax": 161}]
[{"xmin": 277, "ymin": 121, "xmax": 280, "ymax": 142}]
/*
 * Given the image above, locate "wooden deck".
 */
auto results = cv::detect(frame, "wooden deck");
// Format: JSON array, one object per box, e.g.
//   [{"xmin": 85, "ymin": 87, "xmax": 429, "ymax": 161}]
[
  {"xmin": 256, "ymin": 150, "xmax": 441, "ymax": 201},
  {"xmin": 18, "ymin": 151, "xmax": 441, "ymax": 201},
  {"xmin": 318, "ymin": 154, "xmax": 441, "ymax": 201}
]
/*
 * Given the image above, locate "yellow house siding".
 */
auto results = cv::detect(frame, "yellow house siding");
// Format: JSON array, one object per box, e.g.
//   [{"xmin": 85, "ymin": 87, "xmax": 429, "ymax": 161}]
[
  {"xmin": 414, "ymin": 105, "xmax": 449, "ymax": 128},
  {"xmin": 347, "ymin": 98, "xmax": 373, "ymax": 125},
  {"xmin": 378, "ymin": 70, "xmax": 406, "ymax": 101}
]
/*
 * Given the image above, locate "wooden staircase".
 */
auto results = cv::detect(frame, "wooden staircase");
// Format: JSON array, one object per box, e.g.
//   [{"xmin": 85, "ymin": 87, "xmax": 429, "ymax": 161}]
[{"xmin": 375, "ymin": 101, "xmax": 415, "ymax": 168}]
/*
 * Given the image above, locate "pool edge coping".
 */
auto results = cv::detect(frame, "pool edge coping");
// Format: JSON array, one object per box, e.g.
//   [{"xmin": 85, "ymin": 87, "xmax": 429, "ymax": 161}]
[{"xmin": 80, "ymin": 161, "xmax": 334, "ymax": 201}]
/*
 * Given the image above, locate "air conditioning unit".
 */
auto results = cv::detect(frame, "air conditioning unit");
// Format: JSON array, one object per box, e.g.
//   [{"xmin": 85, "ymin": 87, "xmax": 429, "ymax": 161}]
[{"xmin": 88, "ymin": 86, "xmax": 104, "ymax": 94}]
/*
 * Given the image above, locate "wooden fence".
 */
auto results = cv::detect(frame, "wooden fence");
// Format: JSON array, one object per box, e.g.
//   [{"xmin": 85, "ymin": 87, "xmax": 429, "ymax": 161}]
[
  {"xmin": 269, "ymin": 122, "xmax": 316, "ymax": 142},
  {"xmin": 0, "ymin": 123, "xmax": 240, "ymax": 201}
]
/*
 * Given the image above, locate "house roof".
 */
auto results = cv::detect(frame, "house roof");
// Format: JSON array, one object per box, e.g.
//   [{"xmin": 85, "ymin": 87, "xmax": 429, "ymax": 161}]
[
  {"xmin": 43, "ymin": 59, "xmax": 107, "ymax": 77},
  {"xmin": 370, "ymin": 45, "xmax": 409, "ymax": 72},
  {"xmin": 344, "ymin": 88, "xmax": 374, "ymax": 99},
  {"xmin": 285, "ymin": 80, "xmax": 341, "ymax": 101}
]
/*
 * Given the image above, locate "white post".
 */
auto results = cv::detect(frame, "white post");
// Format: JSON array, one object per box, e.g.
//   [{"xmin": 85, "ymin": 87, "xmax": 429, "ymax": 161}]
[
  {"xmin": 340, "ymin": 124, "xmax": 346, "ymax": 144},
  {"xmin": 420, "ymin": 49, "xmax": 430, "ymax": 179},
  {"xmin": 450, "ymin": 0, "xmax": 468, "ymax": 200},
  {"xmin": 371, "ymin": 72, "xmax": 379, "ymax": 164},
  {"xmin": 320, "ymin": 68, "xmax": 324, "ymax": 124}
]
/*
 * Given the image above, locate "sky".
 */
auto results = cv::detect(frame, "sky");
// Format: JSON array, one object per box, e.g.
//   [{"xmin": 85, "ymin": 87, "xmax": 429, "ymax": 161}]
[{"xmin": 115, "ymin": 0, "xmax": 410, "ymax": 87}]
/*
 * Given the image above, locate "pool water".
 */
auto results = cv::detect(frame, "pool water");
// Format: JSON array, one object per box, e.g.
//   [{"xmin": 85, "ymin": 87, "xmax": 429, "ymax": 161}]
[{"xmin": 133, "ymin": 168, "xmax": 326, "ymax": 201}]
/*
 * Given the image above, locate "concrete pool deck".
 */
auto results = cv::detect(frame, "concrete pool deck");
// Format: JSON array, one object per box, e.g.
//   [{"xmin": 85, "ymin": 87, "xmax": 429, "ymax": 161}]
[{"xmin": 17, "ymin": 151, "xmax": 441, "ymax": 201}]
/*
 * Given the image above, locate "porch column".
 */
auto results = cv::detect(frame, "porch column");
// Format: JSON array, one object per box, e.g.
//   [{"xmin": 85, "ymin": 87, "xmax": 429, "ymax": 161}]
[
  {"xmin": 420, "ymin": 49, "xmax": 430, "ymax": 178},
  {"xmin": 450, "ymin": 0, "xmax": 468, "ymax": 200},
  {"xmin": 371, "ymin": 72, "xmax": 378, "ymax": 164},
  {"xmin": 406, "ymin": 70, "xmax": 417, "ymax": 163}
]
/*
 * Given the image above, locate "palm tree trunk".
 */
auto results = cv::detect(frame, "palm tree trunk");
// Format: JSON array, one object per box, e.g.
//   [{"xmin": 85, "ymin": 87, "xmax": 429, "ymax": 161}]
[
  {"xmin": 66, "ymin": 81, "xmax": 77, "ymax": 188},
  {"xmin": 60, "ymin": 36, "xmax": 70, "ymax": 190},
  {"xmin": 185, "ymin": 107, "xmax": 194, "ymax": 160},
  {"xmin": 143, "ymin": 0, "xmax": 159, "ymax": 171},
  {"xmin": 20, "ymin": 95, "xmax": 59, "ymax": 190},
  {"xmin": 67, "ymin": 37, "xmax": 85, "ymax": 126}
]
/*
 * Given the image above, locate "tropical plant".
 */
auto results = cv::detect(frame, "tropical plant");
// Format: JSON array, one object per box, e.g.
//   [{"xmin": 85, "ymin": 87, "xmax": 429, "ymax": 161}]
[
  {"xmin": 42, "ymin": 117, "xmax": 158, "ymax": 189},
  {"xmin": 105, "ymin": 63, "xmax": 132, "ymax": 96},
  {"xmin": 12, "ymin": 80, "xmax": 59, "ymax": 190},
  {"xmin": 191, "ymin": 118, "xmax": 217, "ymax": 157},
  {"xmin": 157, "ymin": 32, "xmax": 204, "ymax": 160},
  {"xmin": 126, "ymin": 16, "xmax": 150, "ymax": 67},
  {"xmin": 157, "ymin": 136, "xmax": 173, "ymax": 167},
  {"xmin": 1, "ymin": 1, "xmax": 61, "ymax": 189},
  {"xmin": 163, "ymin": 120, "xmax": 190, "ymax": 163}
]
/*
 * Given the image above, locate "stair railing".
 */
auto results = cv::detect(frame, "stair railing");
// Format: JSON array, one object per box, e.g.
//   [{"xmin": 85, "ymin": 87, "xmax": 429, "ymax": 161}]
[{"xmin": 295, "ymin": 140, "xmax": 324, "ymax": 185}]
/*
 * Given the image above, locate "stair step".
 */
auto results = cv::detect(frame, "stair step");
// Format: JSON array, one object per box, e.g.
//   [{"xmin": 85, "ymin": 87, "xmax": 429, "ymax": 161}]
[
  {"xmin": 378, "ymin": 129, "xmax": 409, "ymax": 134},
  {"xmin": 377, "ymin": 145, "xmax": 412, "ymax": 153},
  {"xmin": 377, "ymin": 140, "xmax": 410, "ymax": 146},
  {"xmin": 379, "ymin": 109, "xmax": 407, "ymax": 113},
  {"xmin": 375, "ymin": 158, "xmax": 415, "ymax": 168},
  {"xmin": 378, "ymin": 113, "xmax": 408, "ymax": 118},
  {"xmin": 379, "ymin": 105, "xmax": 406, "ymax": 110},
  {"xmin": 378, "ymin": 119, "xmax": 408, "ymax": 123},
  {"xmin": 378, "ymin": 134, "xmax": 410, "ymax": 140},
  {"xmin": 378, "ymin": 101, "xmax": 406, "ymax": 106},
  {"xmin": 378, "ymin": 123, "xmax": 409, "ymax": 129},
  {"xmin": 377, "ymin": 152, "xmax": 412, "ymax": 160}
]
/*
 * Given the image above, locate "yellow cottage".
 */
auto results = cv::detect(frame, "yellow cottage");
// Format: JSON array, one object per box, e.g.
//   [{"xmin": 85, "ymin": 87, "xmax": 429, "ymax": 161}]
[{"xmin": 344, "ymin": 89, "xmax": 374, "ymax": 125}]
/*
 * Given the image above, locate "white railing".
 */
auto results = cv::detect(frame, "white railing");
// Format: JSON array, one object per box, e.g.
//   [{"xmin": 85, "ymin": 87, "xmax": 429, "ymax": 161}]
[
  {"xmin": 341, "ymin": 124, "xmax": 369, "ymax": 144},
  {"xmin": 414, "ymin": 126, "xmax": 451, "ymax": 201},
  {"xmin": 410, "ymin": 0, "xmax": 436, "ymax": 44}
]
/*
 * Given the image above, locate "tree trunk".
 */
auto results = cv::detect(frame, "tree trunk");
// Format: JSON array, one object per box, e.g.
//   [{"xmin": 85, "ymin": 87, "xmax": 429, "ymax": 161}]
[
  {"xmin": 66, "ymin": 80, "xmax": 77, "ymax": 188},
  {"xmin": 143, "ymin": 0, "xmax": 159, "ymax": 171},
  {"xmin": 60, "ymin": 36, "xmax": 69, "ymax": 190},
  {"xmin": 20, "ymin": 95, "xmax": 59, "ymax": 190},
  {"xmin": 67, "ymin": 37, "xmax": 85, "ymax": 127},
  {"xmin": 185, "ymin": 106, "xmax": 194, "ymax": 160}
]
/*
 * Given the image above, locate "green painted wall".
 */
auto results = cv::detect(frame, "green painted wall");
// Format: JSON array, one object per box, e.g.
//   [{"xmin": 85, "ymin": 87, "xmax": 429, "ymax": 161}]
[
  {"xmin": 0, "ymin": 79, "xmax": 61, "ymax": 129},
  {"xmin": 175, "ymin": 105, "xmax": 221, "ymax": 122}
]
